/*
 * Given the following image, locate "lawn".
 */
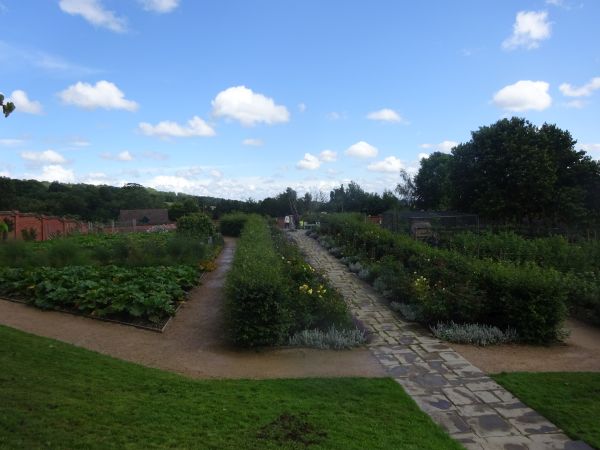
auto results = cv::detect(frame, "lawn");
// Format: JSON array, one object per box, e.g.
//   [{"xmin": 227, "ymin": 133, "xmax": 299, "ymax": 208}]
[
  {"xmin": 0, "ymin": 325, "xmax": 461, "ymax": 449},
  {"xmin": 493, "ymin": 372, "xmax": 600, "ymax": 449}
]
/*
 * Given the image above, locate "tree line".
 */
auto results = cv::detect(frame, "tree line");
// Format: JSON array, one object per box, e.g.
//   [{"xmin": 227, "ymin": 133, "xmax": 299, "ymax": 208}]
[{"xmin": 2, "ymin": 117, "xmax": 598, "ymax": 229}]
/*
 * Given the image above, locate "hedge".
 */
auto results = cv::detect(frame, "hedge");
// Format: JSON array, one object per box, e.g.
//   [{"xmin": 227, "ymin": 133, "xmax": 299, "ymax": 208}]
[
  {"xmin": 224, "ymin": 215, "xmax": 353, "ymax": 347},
  {"xmin": 219, "ymin": 212, "xmax": 248, "ymax": 237},
  {"xmin": 224, "ymin": 215, "xmax": 290, "ymax": 347},
  {"xmin": 316, "ymin": 214, "xmax": 568, "ymax": 343}
]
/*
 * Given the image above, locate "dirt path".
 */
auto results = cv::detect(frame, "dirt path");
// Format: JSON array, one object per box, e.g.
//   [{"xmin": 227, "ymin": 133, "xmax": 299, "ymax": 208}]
[
  {"xmin": 452, "ymin": 318, "xmax": 600, "ymax": 373},
  {"xmin": 0, "ymin": 237, "xmax": 385, "ymax": 379}
]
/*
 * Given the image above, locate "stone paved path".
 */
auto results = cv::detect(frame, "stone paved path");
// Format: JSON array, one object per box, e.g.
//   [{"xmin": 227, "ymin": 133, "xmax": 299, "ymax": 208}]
[{"xmin": 290, "ymin": 231, "xmax": 592, "ymax": 450}]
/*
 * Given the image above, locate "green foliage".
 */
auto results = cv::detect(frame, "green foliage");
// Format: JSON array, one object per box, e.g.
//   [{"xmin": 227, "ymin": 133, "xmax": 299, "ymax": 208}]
[
  {"xmin": 224, "ymin": 215, "xmax": 291, "ymax": 347},
  {"xmin": 224, "ymin": 215, "xmax": 353, "ymax": 347},
  {"xmin": 0, "ymin": 93, "xmax": 16, "ymax": 117},
  {"xmin": 0, "ymin": 233, "xmax": 213, "ymax": 268},
  {"xmin": 439, "ymin": 231, "xmax": 600, "ymax": 326},
  {"xmin": 0, "ymin": 326, "xmax": 462, "ymax": 450},
  {"xmin": 414, "ymin": 118, "xmax": 600, "ymax": 228},
  {"xmin": 440, "ymin": 231, "xmax": 600, "ymax": 273},
  {"xmin": 21, "ymin": 227, "xmax": 37, "ymax": 241},
  {"xmin": 219, "ymin": 212, "xmax": 248, "ymax": 237},
  {"xmin": 0, "ymin": 265, "xmax": 197, "ymax": 323},
  {"xmin": 168, "ymin": 198, "xmax": 199, "ymax": 221},
  {"xmin": 414, "ymin": 152, "xmax": 453, "ymax": 209},
  {"xmin": 317, "ymin": 214, "xmax": 569, "ymax": 343},
  {"xmin": 493, "ymin": 372, "xmax": 600, "ymax": 448},
  {"xmin": 176, "ymin": 212, "xmax": 215, "ymax": 238}
]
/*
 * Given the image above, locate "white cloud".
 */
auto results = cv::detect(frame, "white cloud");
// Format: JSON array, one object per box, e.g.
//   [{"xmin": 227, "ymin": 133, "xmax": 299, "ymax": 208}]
[
  {"xmin": 345, "ymin": 141, "xmax": 378, "ymax": 159},
  {"xmin": 565, "ymin": 99, "xmax": 586, "ymax": 109},
  {"xmin": 100, "ymin": 151, "xmax": 134, "ymax": 161},
  {"xmin": 581, "ymin": 144, "xmax": 600, "ymax": 153},
  {"xmin": 366, "ymin": 108, "xmax": 405, "ymax": 123},
  {"xmin": 319, "ymin": 150, "xmax": 337, "ymax": 162},
  {"xmin": 420, "ymin": 140, "xmax": 459, "ymax": 153},
  {"xmin": 142, "ymin": 151, "xmax": 168, "ymax": 160},
  {"xmin": 326, "ymin": 111, "xmax": 345, "ymax": 120},
  {"xmin": 559, "ymin": 77, "xmax": 600, "ymax": 97},
  {"xmin": 298, "ymin": 103, "xmax": 306, "ymax": 112},
  {"xmin": 139, "ymin": 116, "xmax": 215, "ymax": 138},
  {"xmin": 210, "ymin": 169, "xmax": 223, "ymax": 178},
  {"xmin": 138, "ymin": 0, "xmax": 179, "ymax": 13},
  {"xmin": 211, "ymin": 85, "xmax": 290, "ymax": 126},
  {"xmin": 0, "ymin": 138, "xmax": 25, "ymax": 146},
  {"xmin": 242, "ymin": 138, "xmax": 264, "ymax": 147},
  {"xmin": 9, "ymin": 90, "xmax": 43, "ymax": 114},
  {"xmin": 418, "ymin": 153, "xmax": 430, "ymax": 160},
  {"xmin": 81, "ymin": 172, "xmax": 110, "ymax": 185},
  {"xmin": 296, "ymin": 153, "xmax": 321, "ymax": 170},
  {"xmin": 38, "ymin": 165, "xmax": 75, "ymax": 183},
  {"xmin": 70, "ymin": 139, "xmax": 90, "ymax": 147},
  {"xmin": 367, "ymin": 156, "xmax": 404, "ymax": 173},
  {"xmin": 59, "ymin": 81, "xmax": 138, "ymax": 111},
  {"xmin": 58, "ymin": 0, "xmax": 126, "ymax": 33},
  {"xmin": 502, "ymin": 11, "xmax": 551, "ymax": 50},
  {"xmin": 117, "ymin": 151, "xmax": 133, "ymax": 161},
  {"xmin": 0, "ymin": 170, "xmax": 10, "ymax": 177},
  {"xmin": 21, "ymin": 150, "xmax": 66, "ymax": 164},
  {"xmin": 147, "ymin": 175, "xmax": 196, "ymax": 192},
  {"xmin": 492, "ymin": 80, "xmax": 552, "ymax": 111}
]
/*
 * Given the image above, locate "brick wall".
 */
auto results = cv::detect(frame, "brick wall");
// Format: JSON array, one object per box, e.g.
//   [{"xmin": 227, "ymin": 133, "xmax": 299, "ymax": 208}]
[{"xmin": 0, "ymin": 211, "xmax": 88, "ymax": 241}]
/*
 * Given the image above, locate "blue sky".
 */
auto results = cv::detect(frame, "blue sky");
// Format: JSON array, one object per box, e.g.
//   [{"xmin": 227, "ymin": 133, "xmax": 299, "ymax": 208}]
[{"xmin": 1, "ymin": 0, "xmax": 599, "ymax": 199}]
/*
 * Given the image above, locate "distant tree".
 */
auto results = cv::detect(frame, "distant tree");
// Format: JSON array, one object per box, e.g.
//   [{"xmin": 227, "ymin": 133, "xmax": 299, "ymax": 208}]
[
  {"xmin": 395, "ymin": 169, "xmax": 416, "ymax": 208},
  {"xmin": 168, "ymin": 198, "xmax": 199, "ymax": 221},
  {"xmin": 447, "ymin": 117, "xmax": 599, "ymax": 225},
  {"xmin": 414, "ymin": 153, "xmax": 453, "ymax": 210},
  {"xmin": 0, "ymin": 94, "xmax": 15, "ymax": 118}
]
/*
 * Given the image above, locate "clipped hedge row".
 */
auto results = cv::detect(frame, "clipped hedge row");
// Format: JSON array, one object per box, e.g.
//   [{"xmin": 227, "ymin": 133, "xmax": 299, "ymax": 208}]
[
  {"xmin": 219, "ymin": 212, "xmax": 249, "ymax": 237},
  {"xmin": 224, "ymin": 215, "xmax": 353, "ymax": 347},
  {"xmin": 224, "ymin": 215, "xmax": 290, "ymax": 347},
  {"xmin": 316, "ymin": 214, "xmax": 568, "ymax": 343}
]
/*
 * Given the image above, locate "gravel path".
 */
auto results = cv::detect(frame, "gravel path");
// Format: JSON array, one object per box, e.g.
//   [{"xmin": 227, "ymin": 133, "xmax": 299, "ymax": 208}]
[
  {"xmin": 290, "ymin": 231, "xmax": 593, "ymax": 450},
  {"xmin": 0, "ymin": 237, "xmax": 385, "ymax": 379}
]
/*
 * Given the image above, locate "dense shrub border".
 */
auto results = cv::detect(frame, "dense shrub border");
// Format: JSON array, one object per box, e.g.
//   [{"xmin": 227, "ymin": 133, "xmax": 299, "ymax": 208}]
[
  {"xmin": 224, "ymin": 215, "xmax": 354, "ymax": 347},
  {"xmin": 438, "ymin": 231, "xmax": 600, "ymax": 326},
  {"xmin": 0, "ymin": 265, "xmax": 198, "ymax": 325},
  {"xmin": 314, "ymin": 214, "xmax": 568, "ymax": 343}
]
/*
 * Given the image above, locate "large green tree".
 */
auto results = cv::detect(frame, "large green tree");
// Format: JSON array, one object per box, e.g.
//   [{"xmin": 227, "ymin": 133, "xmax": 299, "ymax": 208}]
[
  {"xmin": 442, "ymin": 117, "xmax": 599, "ymax": 225},
  {"xmin": 413, "ymin": 153, "xmax": 453, "ymax": 210}
]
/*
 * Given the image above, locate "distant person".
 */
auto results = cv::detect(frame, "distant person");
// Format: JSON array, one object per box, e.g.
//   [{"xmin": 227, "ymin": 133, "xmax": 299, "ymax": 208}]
[{"xmin": 284, "ymin": 215, "xmax": 290, "ymax": 229}]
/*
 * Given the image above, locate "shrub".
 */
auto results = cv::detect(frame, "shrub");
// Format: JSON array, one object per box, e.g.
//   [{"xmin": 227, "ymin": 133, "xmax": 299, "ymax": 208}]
[
  {"xmin": 176, "ymin": 213, "xmax": 215, "ymax": 238},
  {"xmin": 430, "ymin": 322, "xmax": 518, "ymax": 346},
  {"xmin": 288, "ymin": 326, "xmax": 366, "ymax": 350},
  {"xmin": 316, "ymin": 214, "xmax": 569, "ymax": 343},
  {"xmin": 219, "ymin": 212, "xmax": 248, "ymax": 237},
  {"xmin": 224, "ymin": 215, "xmax": 291, "ymax": 347}
]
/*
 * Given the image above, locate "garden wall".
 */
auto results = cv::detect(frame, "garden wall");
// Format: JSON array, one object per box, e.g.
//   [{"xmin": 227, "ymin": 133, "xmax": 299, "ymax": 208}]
[{"xmin": 0, "ymin": 210, "xmax": 88, "ymax": 241}]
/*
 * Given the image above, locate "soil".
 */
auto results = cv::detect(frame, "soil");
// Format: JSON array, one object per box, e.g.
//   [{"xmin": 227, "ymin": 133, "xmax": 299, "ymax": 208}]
[
  {"xmin": 452, "ymin": 318, "xmax": 600, "ymax": 373},
  {"xmin": 0, "ymin": 237, "xmax": 385, "ymax": 379}
]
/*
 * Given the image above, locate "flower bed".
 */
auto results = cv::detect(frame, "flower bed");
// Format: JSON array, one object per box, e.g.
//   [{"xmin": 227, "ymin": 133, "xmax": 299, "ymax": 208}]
[
  {"xmin": 224, "ymin": 215, "xmax": 358, "ymax": 348},
  {"xmin": 313, "ymin": 214, "xmax": 568, "ymax": 344}
]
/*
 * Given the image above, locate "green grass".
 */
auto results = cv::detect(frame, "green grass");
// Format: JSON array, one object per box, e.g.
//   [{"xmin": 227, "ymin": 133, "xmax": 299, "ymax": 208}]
[
  {"xmin": 0, "ymin": 325, "xmax": 461, "ymax": 450},
  {"xmin": 492, "ymin": 372, "xmax": 600, "ymax": 449}
]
